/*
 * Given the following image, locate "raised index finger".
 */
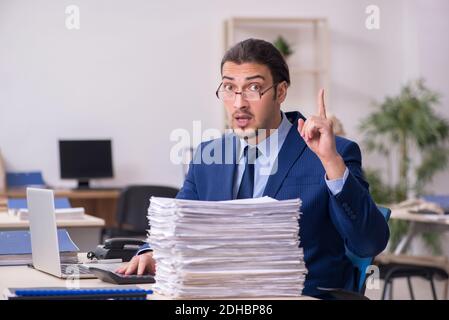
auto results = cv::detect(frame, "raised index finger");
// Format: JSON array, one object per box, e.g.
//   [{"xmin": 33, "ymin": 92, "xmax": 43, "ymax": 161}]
[{"xmin": 317, "ymin": 88, "xmax": 327, "ymax": 119}]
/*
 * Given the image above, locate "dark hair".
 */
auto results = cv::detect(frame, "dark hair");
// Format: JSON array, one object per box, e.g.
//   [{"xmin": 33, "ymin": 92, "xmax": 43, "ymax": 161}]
[{"xmin": 220, "ymin": 38, "xmax": 291, "ymax": 88}]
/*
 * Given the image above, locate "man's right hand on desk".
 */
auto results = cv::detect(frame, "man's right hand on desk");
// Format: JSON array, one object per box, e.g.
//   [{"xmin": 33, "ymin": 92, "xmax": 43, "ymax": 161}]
[{"xmin": 115, "ymin": 252, "xmax": 155, "ymax": 275}]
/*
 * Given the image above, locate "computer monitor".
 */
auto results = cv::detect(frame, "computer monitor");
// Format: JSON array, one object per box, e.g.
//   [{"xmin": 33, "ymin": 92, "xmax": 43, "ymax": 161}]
[{"xmin": 59, "ymin": 140, "xmax": 113, "ymax": 189}]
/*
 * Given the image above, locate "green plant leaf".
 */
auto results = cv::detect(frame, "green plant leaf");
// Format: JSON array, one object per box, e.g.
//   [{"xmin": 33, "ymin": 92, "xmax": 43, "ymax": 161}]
[
  {"xmin": 359, "ymin": 79, "xmax": 449, "ymax": 255},
  {"xmin": 273, "ymin": 36, "xmax": 293, "ymax": 57}
]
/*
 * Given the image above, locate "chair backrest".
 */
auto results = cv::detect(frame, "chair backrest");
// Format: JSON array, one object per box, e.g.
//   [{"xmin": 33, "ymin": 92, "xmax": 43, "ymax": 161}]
[
  {"xmin": 345, "ymin": 206, "xmax": 391, "ymax": 294},
  {"xmin": 6, "ymin": 171, "xmax": 45, "ymax": 188},
  {"xmin": 116, "ymin": 185, "xmax": 179, "ymax": 233}
]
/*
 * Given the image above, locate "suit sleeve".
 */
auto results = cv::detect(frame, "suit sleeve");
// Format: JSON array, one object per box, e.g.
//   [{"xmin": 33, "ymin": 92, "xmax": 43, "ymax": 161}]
[
  {"xmin": 175, "ymin": 146, "xmax": 202, "ymax": 200},
  {"xmin": 136, "ymin": 243, "xmax": 152, "ymax": 255},
  {"xmin": 328, "ymin": 141, "xmax": 390, "ymax": 258}
]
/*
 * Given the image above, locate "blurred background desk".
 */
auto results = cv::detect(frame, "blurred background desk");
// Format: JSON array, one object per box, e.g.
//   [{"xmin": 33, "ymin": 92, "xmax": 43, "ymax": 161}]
[
  {"xmin": 374, "ymin": 209, "xmax": 449, "ymax": 299},
  {"xmin": 0, "ymin": 211, "xmax": 105, "ymax": 252},
  {"xmin": 3, "ymin": 188, "xmax": 120, "ymax": 228},
  {"xmin": 390, "ymin": 208, "xmax": 449, "ymax": 255}
]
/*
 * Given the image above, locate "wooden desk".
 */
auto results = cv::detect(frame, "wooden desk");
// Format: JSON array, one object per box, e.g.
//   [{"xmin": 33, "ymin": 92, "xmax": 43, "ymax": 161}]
[
  {"xmin": 3, "ymin": 188, "xmax": 121, "ymax": 228},
  {"xmin": 0, "ymin": 212, "xmax": 105, "ymax": 251},
  {"xmin": 0, "ymin": 259, "xmax": 313, "ymax": 300},
  {"xmin": 0, "ymin": 264, "xmax": 154, "ymax": 300},
  {"xmin": 390, "ymin": 208, "xmax": 449, "ymax": 254}
]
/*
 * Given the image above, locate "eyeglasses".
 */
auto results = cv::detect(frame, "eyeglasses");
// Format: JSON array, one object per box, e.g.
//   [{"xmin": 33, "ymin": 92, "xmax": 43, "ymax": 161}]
[{"xmin": 215, "ymin": 82, "xmax": 278, "ymax": 101}]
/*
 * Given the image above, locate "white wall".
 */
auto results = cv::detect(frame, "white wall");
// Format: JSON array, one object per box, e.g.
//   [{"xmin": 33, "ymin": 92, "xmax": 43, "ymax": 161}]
[
  {"xmin": 404, "ymin": 0, "xmax": 449, "ymax": 194},
  {"xmin": 0, "ymin": 0, "xmax": 447, "ymax": 192}
]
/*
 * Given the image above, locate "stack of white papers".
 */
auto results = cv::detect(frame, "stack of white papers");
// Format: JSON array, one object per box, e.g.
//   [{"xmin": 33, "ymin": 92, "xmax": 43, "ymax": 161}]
[{"xmin": 147, "ymin": 196, "xmax": 307, "ymax": 298}]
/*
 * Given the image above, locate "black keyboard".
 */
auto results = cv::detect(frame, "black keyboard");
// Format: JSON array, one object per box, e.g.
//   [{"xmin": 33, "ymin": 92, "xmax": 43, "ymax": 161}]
[
  {"xmin": 61, "ymin": 264, "xmax": 93, "ymax": 275},
  {"xmin": 88, "ymin": 267, "xmax": 155, "ymax": 285}
]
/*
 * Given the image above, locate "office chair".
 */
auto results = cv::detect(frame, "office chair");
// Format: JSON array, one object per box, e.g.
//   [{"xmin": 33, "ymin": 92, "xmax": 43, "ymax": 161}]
[
  {"xmin": 377, "ymin": 254, "xmax": 449, "ymax": 300},
  {"xmin": 6, "ymin": 171, "xmax": 46, "ymax": 188},
  {"xmin": 374, "ymin": 194, "xmax": 449, "ymax": 300},
  {"xmin": 317, "ymin": 206, "xmax": 391, "ymax": 300},
  {"xmin": 102, "ymin": 185, "xmax": 179, "ymax": 241}
]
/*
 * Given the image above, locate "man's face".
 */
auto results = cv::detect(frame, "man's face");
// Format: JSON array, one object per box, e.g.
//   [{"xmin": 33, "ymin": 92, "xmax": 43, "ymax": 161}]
[{"xmin": 220, "ymin": 62, "xmax": 287, "ymax": 140}]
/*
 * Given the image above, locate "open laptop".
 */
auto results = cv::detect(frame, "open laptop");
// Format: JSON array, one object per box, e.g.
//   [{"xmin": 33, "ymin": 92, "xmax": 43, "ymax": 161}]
[{"xmin": 26, "ymin": 188, "xmax": 96, "ymax": 279}]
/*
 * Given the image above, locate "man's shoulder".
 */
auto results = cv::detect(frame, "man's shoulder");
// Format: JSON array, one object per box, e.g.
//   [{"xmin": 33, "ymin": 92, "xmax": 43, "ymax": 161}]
[
  {"xmin": 335, "ymin": 135, "xmax": 359, "ymax": 149},
  {"xmin": 334, "ymin": 136, "xmax": 362, "ymax": 159}
]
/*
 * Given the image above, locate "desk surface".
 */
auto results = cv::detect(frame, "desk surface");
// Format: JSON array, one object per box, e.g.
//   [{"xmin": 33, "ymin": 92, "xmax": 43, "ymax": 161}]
[
  {"xmin": 391, "ymin": 208, "xmax": 449, "ymax": 225},
  {"xmin": 0, "ymin": 265, "xmax": 156, "ymax": 299},
  {"xmin": 0, "ymin": 264, "xmax": 312, "ymax": 300},
  {"xmin": 0, "ymin": 212, "xmax": 105, "ymax": 228},
  {"xmin": 390, "ymin": 209, "xmax": 449, "ymax": 255}
]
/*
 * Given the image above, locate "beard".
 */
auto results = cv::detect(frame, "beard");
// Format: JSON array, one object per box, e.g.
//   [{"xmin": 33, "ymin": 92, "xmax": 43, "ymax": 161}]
[{"xmin": 230, "ymin": 110, "xmax": 258, "ymax": 140}]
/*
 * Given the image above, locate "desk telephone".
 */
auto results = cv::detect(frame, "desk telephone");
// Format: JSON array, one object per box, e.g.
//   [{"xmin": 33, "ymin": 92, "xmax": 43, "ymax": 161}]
[{"xmin": 87, "ymin": 238, "xmax": 147, "ymax": 262}]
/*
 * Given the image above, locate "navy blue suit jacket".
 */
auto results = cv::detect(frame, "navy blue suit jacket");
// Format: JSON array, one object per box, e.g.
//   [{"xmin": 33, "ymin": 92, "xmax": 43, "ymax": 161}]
[{"xmin": 148, "ymin": 111, "xmax": 389, "ymax": 297}]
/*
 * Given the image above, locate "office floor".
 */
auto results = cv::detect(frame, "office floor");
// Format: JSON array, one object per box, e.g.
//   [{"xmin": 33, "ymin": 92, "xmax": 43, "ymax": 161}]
[{"xmin": 366, "ymin": 278, "xmax": 449, "ymax": 300}]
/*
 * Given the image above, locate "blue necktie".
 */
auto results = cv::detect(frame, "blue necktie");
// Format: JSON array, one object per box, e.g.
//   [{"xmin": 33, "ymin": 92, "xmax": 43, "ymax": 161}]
[{"xmin": 237, "ymin": 146, "xmax": 259, "ymax": 199}]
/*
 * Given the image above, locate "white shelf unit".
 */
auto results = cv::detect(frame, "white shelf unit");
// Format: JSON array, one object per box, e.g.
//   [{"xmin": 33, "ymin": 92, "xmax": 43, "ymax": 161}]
[{"xmin": 223, "ymin": 17, "xmax": 330, "ymax": 116}]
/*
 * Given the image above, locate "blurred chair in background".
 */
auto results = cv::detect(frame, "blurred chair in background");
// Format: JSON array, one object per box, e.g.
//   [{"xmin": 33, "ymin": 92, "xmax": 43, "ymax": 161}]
[
  {"xmin": 102, "ymin": 185, "xmax": 179, "ymax": 241},
  {"xmin": 376, "ymin": 254, "xmax": 449, "ymax": 300}
]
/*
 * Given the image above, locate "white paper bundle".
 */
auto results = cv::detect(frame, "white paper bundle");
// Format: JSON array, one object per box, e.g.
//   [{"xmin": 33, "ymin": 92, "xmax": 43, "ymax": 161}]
[{"xmin": 147, "ymin": 196, "xmax": 307, "ymax": 298}]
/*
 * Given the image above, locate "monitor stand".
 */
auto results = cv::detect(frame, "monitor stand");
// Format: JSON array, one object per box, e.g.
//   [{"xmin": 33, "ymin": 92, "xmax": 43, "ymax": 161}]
[
  {"xmin": 74, "ymin": 180, "xmax": 118, "ymax": 191},
  {"xmin": 76, "ymin": 180, "xmax": 90, "ymax": 189}
]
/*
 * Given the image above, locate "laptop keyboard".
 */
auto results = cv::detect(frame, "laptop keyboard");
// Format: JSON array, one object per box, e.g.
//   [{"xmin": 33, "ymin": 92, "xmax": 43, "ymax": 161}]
[{"xmin": 61, "ymin": 264, "xmax": 92, "ymax": 275}]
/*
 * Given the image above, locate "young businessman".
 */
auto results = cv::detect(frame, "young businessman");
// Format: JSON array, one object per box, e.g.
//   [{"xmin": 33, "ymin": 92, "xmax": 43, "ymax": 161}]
[{"xmin": 117, "ymin": 38, "xmax": 389, "ymax": 297}]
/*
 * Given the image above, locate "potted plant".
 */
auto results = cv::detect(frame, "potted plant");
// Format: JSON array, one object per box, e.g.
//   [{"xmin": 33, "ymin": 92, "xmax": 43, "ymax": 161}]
[
  {"xmin": 359, "ymin": 79, "xmax": 449, "ymax": 253},
  {"xmin": 273, "ymin": 36, "xmax": 294, "ymax": 59}
]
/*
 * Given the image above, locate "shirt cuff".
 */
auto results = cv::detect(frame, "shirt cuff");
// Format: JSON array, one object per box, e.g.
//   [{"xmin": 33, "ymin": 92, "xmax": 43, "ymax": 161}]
[
  {"xmin": 136, "ymin": 246, "xmax": 153, "ymax": 256},
  {"xmin": 325, "ymin": 167, "xmax": 349, "ymax": 196}
]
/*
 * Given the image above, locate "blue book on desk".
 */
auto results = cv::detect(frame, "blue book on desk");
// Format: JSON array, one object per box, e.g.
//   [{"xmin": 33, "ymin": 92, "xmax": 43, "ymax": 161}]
[
  {"xmin": 0, "ymin": 229, "xmax": 79, "ymax": 266},
  {"xmin": 4, "ymin": 286, "xmax": 152, "ymax": 300},
  {"xmin": 7, "ymin": 197, "xmax": 71, "ymax": 211},
  {"xmin": 423, "ymin": 195, "xmax": 449, "ymax": 213}
]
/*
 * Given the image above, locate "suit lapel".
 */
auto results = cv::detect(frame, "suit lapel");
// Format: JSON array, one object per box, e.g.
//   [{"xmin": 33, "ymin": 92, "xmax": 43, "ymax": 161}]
[{"xmin": 263, "ymin": 112, "xmax": 307, "ymax": 198}]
